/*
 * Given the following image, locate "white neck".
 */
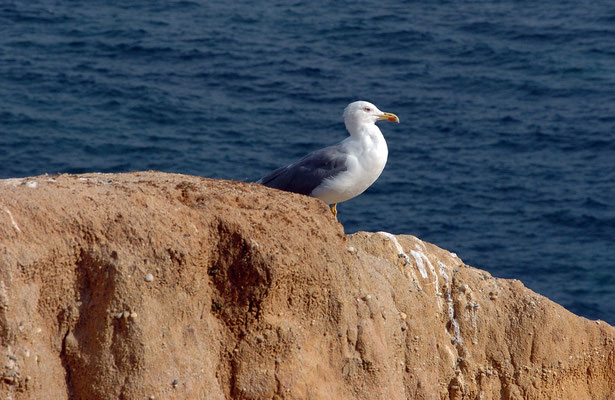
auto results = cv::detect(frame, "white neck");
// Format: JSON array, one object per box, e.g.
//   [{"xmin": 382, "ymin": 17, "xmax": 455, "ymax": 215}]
[{"xmin": 345, "ymin": 120, "xmax": 383, "ymax": 139}]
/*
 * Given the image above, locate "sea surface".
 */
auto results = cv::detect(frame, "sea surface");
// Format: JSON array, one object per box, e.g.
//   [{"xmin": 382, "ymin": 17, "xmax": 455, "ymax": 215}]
[{"xmin": 1, "ymin": 1, "xmax": 614, "ymax": 323}]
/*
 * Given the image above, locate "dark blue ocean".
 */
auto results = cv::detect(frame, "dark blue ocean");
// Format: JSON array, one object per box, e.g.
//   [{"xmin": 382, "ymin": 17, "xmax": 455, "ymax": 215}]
[{"xmin": 1, "ymin": 1, "xmax": 614, "ymax": 323}]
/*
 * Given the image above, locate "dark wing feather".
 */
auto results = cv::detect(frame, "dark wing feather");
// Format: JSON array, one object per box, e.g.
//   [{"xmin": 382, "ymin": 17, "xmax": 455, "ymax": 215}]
[{"xmin": 257, "ymin": 145, "xmax": 349, "ymax": 196}]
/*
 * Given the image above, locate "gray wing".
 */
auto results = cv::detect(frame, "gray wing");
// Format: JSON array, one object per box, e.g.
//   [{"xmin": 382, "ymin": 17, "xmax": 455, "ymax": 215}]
[{"xmin": 257, "ymin": 145, "xmax": 349, "ymax": 196}]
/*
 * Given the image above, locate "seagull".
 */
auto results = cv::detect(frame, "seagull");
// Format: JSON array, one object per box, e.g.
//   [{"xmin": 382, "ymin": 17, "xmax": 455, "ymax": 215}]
[{"xmin": 257, "ymin": 100, "xmax": 399, "ymax": 218}]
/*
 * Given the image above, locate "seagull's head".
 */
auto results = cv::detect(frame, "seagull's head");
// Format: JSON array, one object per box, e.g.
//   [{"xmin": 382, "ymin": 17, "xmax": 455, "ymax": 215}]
[{"xmin": 343, "ymin": 101, "xmax": 399, "ymax": 133}]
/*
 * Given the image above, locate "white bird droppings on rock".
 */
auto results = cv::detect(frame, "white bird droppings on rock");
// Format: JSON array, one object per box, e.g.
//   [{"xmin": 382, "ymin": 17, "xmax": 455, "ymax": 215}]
[
  {"xmin": 3, "ymin": 178, "xmax": 24, "ymax": 186},
  {"xmin": 4, "ymin": 208, "xmax": 21, "ymax": 232}
]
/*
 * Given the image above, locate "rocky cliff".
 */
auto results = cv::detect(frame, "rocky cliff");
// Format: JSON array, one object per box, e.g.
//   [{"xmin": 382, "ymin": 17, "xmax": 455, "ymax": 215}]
[{"xmin": 1, "ymin": 171, "xmax": 613, "ymax": 400}]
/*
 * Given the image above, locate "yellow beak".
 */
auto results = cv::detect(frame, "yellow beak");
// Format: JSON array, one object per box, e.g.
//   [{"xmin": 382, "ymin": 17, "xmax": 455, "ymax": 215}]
[{"xmin": 378, "ymin": 112, "xmax": 400, "ymax": 123}]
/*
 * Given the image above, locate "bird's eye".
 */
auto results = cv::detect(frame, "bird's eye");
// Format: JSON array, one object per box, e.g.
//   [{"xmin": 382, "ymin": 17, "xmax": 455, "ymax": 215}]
[{"xmin": 364, "ymin": 107, "xmax": 371, "ymax": 112}]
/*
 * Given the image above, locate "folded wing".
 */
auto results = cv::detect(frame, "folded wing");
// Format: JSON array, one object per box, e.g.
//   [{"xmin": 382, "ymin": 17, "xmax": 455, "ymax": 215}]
[{"xmin": 257, "ymin": 145, "xmax": 349, "ymax": 196}]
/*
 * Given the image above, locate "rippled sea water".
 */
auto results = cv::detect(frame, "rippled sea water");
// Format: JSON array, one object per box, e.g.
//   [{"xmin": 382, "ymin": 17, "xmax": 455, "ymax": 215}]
[{"xmin": 1, "ymin": 0, "xmax": 614, "ymax": 323}]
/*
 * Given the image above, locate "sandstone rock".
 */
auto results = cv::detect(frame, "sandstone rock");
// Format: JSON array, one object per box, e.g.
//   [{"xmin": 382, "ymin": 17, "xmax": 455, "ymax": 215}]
[{"xmin": 0, "ymin": 171, "xmax": 613, "ymax": 399}]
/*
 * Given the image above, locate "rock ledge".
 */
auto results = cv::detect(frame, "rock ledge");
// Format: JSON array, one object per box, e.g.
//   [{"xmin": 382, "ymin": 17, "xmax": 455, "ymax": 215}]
[{"xmin": 1, "ymin": 171, "xmax": 613, "ymax": 399}]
